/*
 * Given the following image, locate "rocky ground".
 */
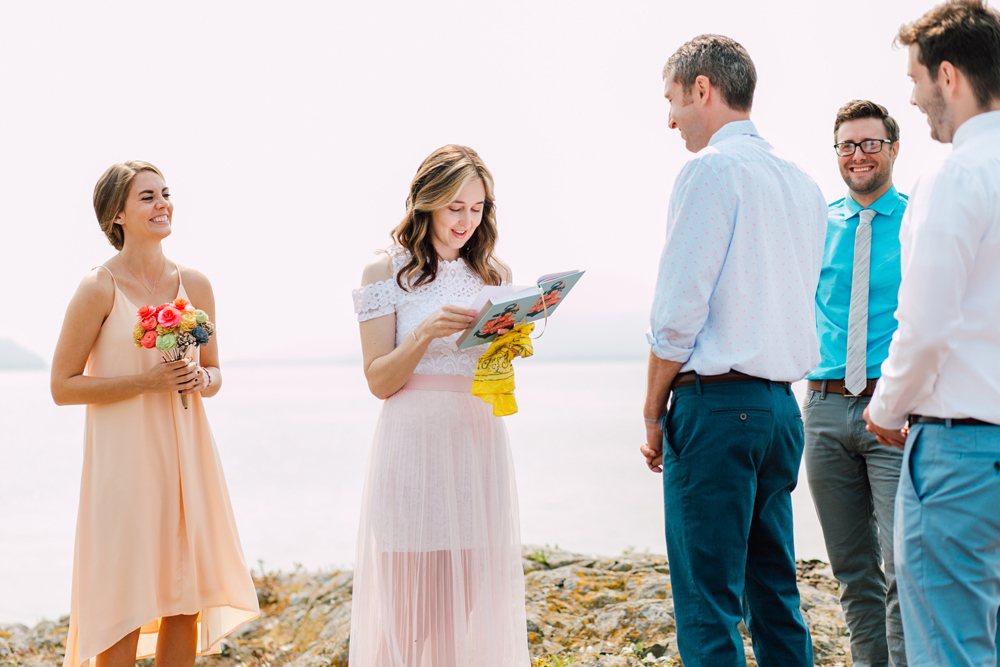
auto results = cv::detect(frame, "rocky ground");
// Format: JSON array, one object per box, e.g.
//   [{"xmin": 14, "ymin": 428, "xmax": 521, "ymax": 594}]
[{"xmin": 1, "ymin": 546, "xmax": 850, "ymax": 667}]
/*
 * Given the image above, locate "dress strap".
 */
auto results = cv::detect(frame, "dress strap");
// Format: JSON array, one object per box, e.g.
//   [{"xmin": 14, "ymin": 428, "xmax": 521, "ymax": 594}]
[
  {"xmin": 175, "ymin": 263, "xmax": 184, "ymax": 292},
  {"xmin": 93, "ymin": 265, "xmax": 118, "ymax": 288}
]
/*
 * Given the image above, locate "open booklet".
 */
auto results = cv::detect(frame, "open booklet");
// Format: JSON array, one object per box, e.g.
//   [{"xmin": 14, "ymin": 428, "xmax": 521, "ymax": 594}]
[{"xmin": 455, "ymin": 270, "xmax": 585, "ymax": 350}]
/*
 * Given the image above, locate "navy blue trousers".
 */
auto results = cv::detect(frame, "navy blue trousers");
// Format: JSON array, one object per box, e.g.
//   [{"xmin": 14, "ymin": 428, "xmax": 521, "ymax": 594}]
[{"xmin": 663, "ymin": 379, "xmax": 813, "ymax": 667}]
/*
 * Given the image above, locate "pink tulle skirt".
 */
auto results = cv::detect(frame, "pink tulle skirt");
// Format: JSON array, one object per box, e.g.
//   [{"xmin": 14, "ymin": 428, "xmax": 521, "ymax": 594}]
[{"xmin": 348, "ymin": 386, "xmax": 530, "ymax": 667}]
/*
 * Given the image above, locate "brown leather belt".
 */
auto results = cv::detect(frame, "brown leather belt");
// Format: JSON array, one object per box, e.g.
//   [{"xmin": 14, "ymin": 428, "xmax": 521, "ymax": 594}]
[
  {"xmin": 671, "ymin": 370, "xmax": 788, "ymax": 391},
  {"xmin": 807, "ymin": 378, "xmax": 878, "ymax": 397}
]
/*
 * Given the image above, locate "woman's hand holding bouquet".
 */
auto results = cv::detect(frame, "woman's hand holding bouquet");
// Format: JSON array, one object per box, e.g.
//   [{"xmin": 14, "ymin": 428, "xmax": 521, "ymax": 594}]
[{"xmin": 140, "ymin": 358, "xmax": 201, "ymax": 395}]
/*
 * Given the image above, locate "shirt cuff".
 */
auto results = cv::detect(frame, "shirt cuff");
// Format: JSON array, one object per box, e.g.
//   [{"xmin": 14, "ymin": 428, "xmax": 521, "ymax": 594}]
[
  {"xmin": 866, "ymin": 395, "xmax": 908, "ymax": 431},
  {"xmin": 646, "ymin": 328, "xmax": 693, "ymax": 363}
]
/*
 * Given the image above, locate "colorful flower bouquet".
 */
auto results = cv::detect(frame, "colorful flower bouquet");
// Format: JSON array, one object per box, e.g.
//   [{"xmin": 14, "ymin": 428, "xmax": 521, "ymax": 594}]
[{"xmin": 131, "ymin": 298, "xmax": 216, "ymax": 409}]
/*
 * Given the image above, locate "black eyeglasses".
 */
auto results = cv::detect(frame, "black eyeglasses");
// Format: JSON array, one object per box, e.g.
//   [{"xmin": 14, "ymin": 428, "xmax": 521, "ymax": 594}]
[{"xmin": 834, "ymin": 139, "xmax": 892, "ymax": 157}]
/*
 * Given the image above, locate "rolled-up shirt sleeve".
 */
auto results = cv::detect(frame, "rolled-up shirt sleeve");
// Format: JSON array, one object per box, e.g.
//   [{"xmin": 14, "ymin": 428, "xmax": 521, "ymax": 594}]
[
  {"xmin": 648, "ymin": 158, "xmax": 736, "ymax": 362},
  {"xmin": 868, "ymin": 164, "xmax": 986, "ymax": 429}
]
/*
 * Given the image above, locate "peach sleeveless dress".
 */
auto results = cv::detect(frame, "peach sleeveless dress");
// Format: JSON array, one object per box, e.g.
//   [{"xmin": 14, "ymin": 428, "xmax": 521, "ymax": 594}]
[{"xmin": 63, "ymin": 266, "xmax": 259, "ymax": 667}]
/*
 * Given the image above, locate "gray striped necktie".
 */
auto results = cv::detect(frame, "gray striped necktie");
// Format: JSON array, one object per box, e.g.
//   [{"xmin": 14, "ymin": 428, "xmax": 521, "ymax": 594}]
[{"xmin": 845, "ymin": 208, "xmax": 876, "ymax": 396}]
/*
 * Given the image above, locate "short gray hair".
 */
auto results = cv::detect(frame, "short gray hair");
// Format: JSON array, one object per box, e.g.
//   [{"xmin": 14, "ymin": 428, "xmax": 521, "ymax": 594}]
[{"xmin": 663, "ymin": 34, "xmax": 757, "ymax": 113}]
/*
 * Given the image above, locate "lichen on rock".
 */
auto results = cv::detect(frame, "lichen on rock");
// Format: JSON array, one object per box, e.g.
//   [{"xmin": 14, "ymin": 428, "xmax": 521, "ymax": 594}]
[{"xmin": 2, "ymin": 549, "xmax": 851, "ymax": 667}]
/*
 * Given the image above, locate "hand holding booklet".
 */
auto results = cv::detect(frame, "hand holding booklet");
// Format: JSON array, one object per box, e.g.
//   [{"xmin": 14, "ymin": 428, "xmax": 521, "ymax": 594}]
[{"xmin": 455, "ymin": 270, "xmax": 585, "ymax": 350}]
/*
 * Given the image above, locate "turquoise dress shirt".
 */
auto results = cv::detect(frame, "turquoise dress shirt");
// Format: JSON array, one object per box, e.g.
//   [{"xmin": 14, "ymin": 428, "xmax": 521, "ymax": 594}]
[{"xmin": 808, "ymin": 186, "xmax": 907, "ymax": 380}]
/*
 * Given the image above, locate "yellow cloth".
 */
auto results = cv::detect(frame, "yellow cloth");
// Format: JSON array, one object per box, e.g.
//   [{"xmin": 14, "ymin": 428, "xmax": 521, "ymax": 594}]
[{"xmin": 471, "ymin": 323, "xmax": 534, "ymax": 416}]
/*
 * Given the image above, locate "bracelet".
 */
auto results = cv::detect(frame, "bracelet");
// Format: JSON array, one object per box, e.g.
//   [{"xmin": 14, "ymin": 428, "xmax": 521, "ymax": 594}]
[
  {"xmin": 644, "ymin": 415, "xmax": 664, "ymax": 423},
  {"xmin": 200, "ymin": 366, "xmax": 213, "ymax": 390},
  {"xmin": 411, "ymin": 330, "xmax": 419, "ymax": 344}
]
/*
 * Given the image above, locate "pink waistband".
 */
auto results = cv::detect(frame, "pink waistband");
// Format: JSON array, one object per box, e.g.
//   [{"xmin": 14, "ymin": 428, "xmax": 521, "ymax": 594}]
[{"xmin": 401, "ymin": 374, "xmax": 474, "ymax": 393}]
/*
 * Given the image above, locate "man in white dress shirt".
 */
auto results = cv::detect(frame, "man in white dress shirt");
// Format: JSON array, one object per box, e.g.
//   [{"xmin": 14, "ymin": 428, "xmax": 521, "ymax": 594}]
[
  {"xmin": 641, "ymin": 34, "xmax": 827, "ymax": 667},
  {"xmin": 862, "ymin": 1, "xmax": 1000, "ymax": 665}
]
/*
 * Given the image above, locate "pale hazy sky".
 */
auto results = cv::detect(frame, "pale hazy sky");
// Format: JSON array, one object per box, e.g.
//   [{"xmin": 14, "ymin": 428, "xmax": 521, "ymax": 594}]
[{"xmin": 1, "ymin": 0, "xmax": 951, "ymax": 364}]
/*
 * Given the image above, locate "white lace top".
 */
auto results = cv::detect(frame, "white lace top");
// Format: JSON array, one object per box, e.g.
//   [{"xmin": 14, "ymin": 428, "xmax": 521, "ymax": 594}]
[{"xmin": 352, "ymin": 246, "xmax": 492, "ymax": 377}]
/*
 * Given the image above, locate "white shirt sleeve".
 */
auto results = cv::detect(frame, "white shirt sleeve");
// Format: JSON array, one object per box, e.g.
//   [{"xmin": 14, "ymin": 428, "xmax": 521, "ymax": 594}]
[
  {"xmin": 868, "ymin": 163, "xmax": 988, "ymax": 429},
  {"xmin": 647, "ymin": 157, "xmax": 736, "ymax": 362}
]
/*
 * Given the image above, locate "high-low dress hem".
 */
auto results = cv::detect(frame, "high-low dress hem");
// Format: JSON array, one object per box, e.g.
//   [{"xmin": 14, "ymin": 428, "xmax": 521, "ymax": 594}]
[{"xmin": 77, "ymin": 604, "xmax": 260, "ymax": 667}]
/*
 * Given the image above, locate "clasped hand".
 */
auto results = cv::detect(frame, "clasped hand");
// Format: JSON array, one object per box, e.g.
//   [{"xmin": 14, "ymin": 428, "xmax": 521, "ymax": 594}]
[
  {"xmin": 142, "ymin": 359, "xmax": 207, "ymax": 396},
  {"xmin": 862, "ymin": 405, "xmax": 907, "ymax": 450},
  {"xmin": 641, "ymin": 419, "xmax": 664, "ymax": 473}
]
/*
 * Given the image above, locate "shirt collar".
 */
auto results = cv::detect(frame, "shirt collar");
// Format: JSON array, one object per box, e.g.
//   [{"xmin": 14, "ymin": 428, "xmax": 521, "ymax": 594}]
[
  {"xmin": 953, "ymin": 110, "xmax": 1000, "ymax": 149},
  {"xmin": 843, "ymin": 184, "xmax": 903, "ymax": 219},
  {"xmin": 708, "ymin": 120, "xmax": 760, "ymax": 146}
]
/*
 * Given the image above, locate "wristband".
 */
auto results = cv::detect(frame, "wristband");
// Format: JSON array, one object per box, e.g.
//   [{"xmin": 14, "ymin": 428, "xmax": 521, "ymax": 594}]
[
  {"xmin": 200, "ymin": 366, "xmax": 213, "ymax": 390},
  {"xmin": 411, "ymin": 330, "xmax": 419, "ymax": 344},
  {"xmin": 644, "ymin": 415, "xmax": 664, "ymax": 423}
]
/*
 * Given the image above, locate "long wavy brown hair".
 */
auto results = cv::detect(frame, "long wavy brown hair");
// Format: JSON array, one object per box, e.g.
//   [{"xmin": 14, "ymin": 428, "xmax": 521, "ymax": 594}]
[{"xmin": 392, "ymin": 145, "xmax": 503, "ymax": 291}]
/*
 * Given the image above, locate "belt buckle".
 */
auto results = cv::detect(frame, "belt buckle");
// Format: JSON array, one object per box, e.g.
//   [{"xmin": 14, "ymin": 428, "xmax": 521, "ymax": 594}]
[{"xmin": 843, "ymin": 383, "xmax": 864, "ymax": 398}]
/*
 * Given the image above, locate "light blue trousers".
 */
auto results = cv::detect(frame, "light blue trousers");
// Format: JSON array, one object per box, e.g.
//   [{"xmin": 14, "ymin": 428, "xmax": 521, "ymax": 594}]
[{"xmin": 896, "ymin": 422, "xmax": 1000, "ymax": 667}]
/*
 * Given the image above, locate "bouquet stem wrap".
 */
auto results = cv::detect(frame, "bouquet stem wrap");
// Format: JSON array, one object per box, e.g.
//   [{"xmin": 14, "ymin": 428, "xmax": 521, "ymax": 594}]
[
  {"xmin": 160, "ymin": 347, "xmax": 192, "ymax": 410},
  {"xmin": 471, "ymin": 323, "xmax": 534, "ymax": 417}
]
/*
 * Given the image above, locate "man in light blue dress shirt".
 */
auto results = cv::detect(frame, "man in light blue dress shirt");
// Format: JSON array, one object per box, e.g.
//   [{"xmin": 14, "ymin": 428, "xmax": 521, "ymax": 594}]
[
  {"xmin": 641, "ymin": 34, "xmax": 826, "ymax": 667},
  {"xmin": 804, "ymin": 100, "xmax": 907, "ymax": 667}
]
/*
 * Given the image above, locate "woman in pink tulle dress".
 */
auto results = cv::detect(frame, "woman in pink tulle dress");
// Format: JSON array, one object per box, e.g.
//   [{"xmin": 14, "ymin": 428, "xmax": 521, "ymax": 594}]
[
  {"xmin": 51, "ymin": 162, "xmax": 259, "ymax": 667},
  {"xmin": 350, "ymin": 145, "xmax": 530, "ymax": 666}
]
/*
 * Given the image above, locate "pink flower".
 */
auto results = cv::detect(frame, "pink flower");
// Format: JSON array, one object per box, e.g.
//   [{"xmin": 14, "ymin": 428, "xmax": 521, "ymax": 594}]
[
  {"xmin": 140, "ymin": 331, "xmax": 157, "ymax": 349},
  {"xmin": 157, "ymin": 306, "xmax": 182, "ymax": 328},
  {"xmin": 140, "ymin": 316, "xmax": 158, "ymax": 331}
]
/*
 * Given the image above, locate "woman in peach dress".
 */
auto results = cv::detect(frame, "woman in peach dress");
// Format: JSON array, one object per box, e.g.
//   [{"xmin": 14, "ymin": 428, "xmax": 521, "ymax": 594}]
[
  {"xmin": 51, "ymin": 161, "xmax": 259, "ymax": 667},
  {"xmin": 349, "ymin": 145, "xmax": 531, "ymax": 666}
]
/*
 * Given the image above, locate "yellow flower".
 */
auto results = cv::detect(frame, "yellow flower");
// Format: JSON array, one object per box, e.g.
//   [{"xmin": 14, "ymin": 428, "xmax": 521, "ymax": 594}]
[
  {"xmin": 132, "ymin": 323, "xmax": 145, "ymax": 347},
  {"xmin": 156, "ymin": 325, "xmax": 173, "ymax": 336},
  {"xmin": 179, "ymin": 311, "xmax": 197, "ymax": 332}
]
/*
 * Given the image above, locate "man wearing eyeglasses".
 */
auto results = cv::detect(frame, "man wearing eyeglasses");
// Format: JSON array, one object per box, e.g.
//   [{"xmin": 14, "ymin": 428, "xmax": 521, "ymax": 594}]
[{"xmin": 804, "ymin": 99, "xmax": 907, "ymax": 667}]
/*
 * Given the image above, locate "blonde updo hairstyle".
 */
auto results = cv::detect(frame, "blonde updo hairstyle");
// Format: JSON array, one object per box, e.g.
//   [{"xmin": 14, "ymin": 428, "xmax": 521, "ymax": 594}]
[
  {"xmin": 93, "ymin": 160, "xmax": 165, "ymax": 251},
  {"xmin": 392, "ymin": 145, "xmax": 502, "ymax": 291}
]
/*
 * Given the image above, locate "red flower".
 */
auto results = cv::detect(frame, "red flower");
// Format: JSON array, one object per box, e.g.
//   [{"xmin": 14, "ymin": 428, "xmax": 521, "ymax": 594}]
[
  {"xmin": 140, "ymin": 316, "xmax": 158, "ymax": 331},
  {"xmin": 140, "ymin": 331, "xmax": 157, "ymax": 349},
  {"xmin": 157, "ymin": 306, "xmax": 183, "ymax": 328},
  {"xmin": 173, "ymin": 298, "xmax": 190, "ymax": 311},
  {"xmin": 137, "ymin": 305, "xmax": 157, "ymax": 320}
]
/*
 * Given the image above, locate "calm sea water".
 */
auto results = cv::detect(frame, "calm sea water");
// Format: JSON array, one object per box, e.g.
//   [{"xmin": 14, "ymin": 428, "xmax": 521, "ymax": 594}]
[{"xmin": 0, "ymin": 362, "xmax": 827, "ymax": 625}]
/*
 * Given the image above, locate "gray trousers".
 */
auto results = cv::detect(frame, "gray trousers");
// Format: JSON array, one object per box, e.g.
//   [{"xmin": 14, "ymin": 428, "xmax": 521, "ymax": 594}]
[{"xmin": 802, "ymin": 388, "xmax": 906, "ymax": 667}]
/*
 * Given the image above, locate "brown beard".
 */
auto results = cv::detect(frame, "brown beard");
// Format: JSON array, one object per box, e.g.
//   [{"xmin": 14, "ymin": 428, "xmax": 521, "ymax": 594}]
[
  {"xmin": 840, "ymin": 156, "xmax": 891, "ymax": 197},
  {"xmin": 925, "ymin": 81, "xmax": 954, "ymax": 143}
]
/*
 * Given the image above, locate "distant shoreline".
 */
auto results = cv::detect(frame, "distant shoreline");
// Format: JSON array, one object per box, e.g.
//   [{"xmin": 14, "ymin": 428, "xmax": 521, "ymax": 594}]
[{"xmin": 0, "ymin": 339, "xmax": 46, "ymax": 371}]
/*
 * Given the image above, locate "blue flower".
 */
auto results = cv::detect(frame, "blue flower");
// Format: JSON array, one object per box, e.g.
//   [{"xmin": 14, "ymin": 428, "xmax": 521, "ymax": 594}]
[{"xmin": 191, "ymin": 326, "xmax": 210, "ymax": 345}]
